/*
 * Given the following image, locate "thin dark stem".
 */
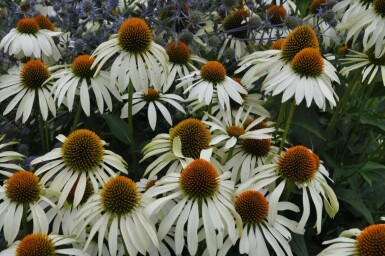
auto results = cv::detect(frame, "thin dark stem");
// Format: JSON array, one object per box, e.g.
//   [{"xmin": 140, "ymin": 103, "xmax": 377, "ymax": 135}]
[
  {"xmin": 274, "ymin": 101, "xmax": 287, "ymax": 140},
  {"xmin": 127, "ymin": 81, "xmax": 138, "ymax": 174},
  {"xmin": 22, "ymin": 204, "xmax": 29, "ymax": 236},
  {"xmin": 39, "ymin": 113, "xmax": 46, "ymax": 153},
  {"xmin": 278, "ymin": 100, "xmax": 296, "ymax": 155},
  {"xmin": 71, "ymin": 104, "xmax": 82, "ymax": 132}
]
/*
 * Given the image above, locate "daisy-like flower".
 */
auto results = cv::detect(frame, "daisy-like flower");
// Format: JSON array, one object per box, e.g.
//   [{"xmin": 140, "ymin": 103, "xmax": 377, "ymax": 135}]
[
  {"xmin": 337, "ymin": 0, "xmax": 385, "ymax": 58},
  {"xmin": 189, "ymin": 77, "xmax": 270, "ymax": 119},
  {"xmin": 266, "ymin": 0, "xmax": 298, "ymax": 14},
  {"xmin": 341, "ymin": 49, "xmax": 385, "ymax": 86},
  {"xmin": 177, "ymin": 61, "xmax": 247, "ymax": 111},
  {"xmin": 237, "ymin": 24, "xmax": 340, "ymax": 110},
  {"xmin": 0, "ymin": 171, "xmax": 57, "ymax": 244},
  {"xmin": 218, "ymin": 183, "xmax": 301, "ymax": 256},
  {"xmin": 91, "ymin": 17, "xmax": 168, "ymax": 92},
  {"xmin": 31, "ymin": 129, "xmax": 127, "ymax": 209},
  {"xmin": 144, "ymin": 150, "xmax": 242, "ymax": 256},
  {"xmin": 247, "ymin": 145, "xmax": 339, "ymax": 234},
  {"xmin": 141, "ymin": 118, "xmax": 213, "ymax": 179},
  {"xmin": 120, "ymin": 87, "xmax": 185, "ymax": 130},
  {"xmin": 0, "ymin": 17, "xmax": 61, "ymax": 61},
  {"xmin": 75, "ymin": 176, "xmax": 158, "ymax": 256},
  {"xmin": 0, "ymin": 233, "xmax": 84, "ymax": 256},
  {"xmin": 164, "ymin": 41, "xmax": 206, "ymax": 92},
  {"xmin": 225, "ymin": 118, "xmax": 278, "ymax": 182},
  {"xmin": 318, "ymin": 224, "xmax": 385, "ymax": 256},
  {"xmin": 0, "ymin": 60, "xmax": 56, "ymax": 123},
  {"xmin": 267, "ymin": 5, "xmax": 288, "ymax": 25},
  {"xmin": 34, "ymin": 14, "xmax": 55, "ymax": 31},
  {"xmin": 218, "ymin": 8, "xmax": 255, "ymax": 59},
  {"xmin": 0, "ymin": 134, "xmax": 25, "ymax": 171},
  {"xmin": 46, "ymin": 54, "xmax": 121, "ymax": 116},
  {"xmin": 204, "ymin": 107, "xmax": 274, "ymax": 151}
]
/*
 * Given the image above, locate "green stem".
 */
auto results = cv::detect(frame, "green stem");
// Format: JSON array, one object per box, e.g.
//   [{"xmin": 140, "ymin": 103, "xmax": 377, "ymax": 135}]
[
  {"xmin": 282, "ymin": 180, "xmax": 295, "ymax": 201},
  {"xmin": 207, "ymin": 101, "xmax": 212, "ymax": 116},
  {"xmin": 274, "ymin": 101, "xmax": 287, "ymax": 140},
  {"xmin": 22, "ymin": 204, "xmax": 29, "ymax": 235},
  {"xmin": 44, "ymin": 121, "xmax": 49, "ymax": 151},
  {"xmin": 226, "ymin": 146, "xmax": 235, "ymax": 161},
  {"xmin": 127, "ymin": 81, "xmax": 138, "ymax": 174},
  {"xmin": 278, "ymin": 100, "xmax": 296, "ymax": 155},
  {"xmin": 39, "ymin": 113, "xmax": 46, "ymax": 153},
  {"xmin": 71, "ymin": 104, "xmax": 82, "ymax": 132},
  {"xmin": 323, "ymin": 72, "xmax": 360, "ymax": 145},
  {"xmin": 337, "ymin": 83, "xmax": 376, "ymax": 166}
]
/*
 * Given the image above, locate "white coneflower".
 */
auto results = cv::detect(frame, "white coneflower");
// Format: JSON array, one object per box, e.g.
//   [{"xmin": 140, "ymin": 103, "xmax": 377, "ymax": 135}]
[
  {"xmin": 75, "ymin": 176, "xmax": 158, "ymax": 256},
  {"xmin": 218, "ymin": 182, "xmax": 301, "ymax": 256},
  {"xmin": 225, "ymin": 118, "xmax": 278, "ymax": 182},
  {"xmin": 318, "ymin": 224, "xmax": 385, "ymax": 256},
  {"xmin": 164, "ymin": 41, "xmax": 206, "ymax": 92},
  {"xmin": 120, "ymin": 87, "xmax": 185, "ymax": 130},
  {"xmin": 188, "ymin": 77, "xmax": 270, "ymax": 119},
  {"xmin": 144, "ymin": 150, "xmax": 242, "ymax": 256},
  {"xmin": 246, "ymin": 145, "xmax": 339, "ymax": 234},
  {"xmin": 0, "ymin": 171, "xmax": 57, "ymax": 244},
  {"xmin": 0, "ymin": 17, "xmax": 61, "ymax": 61},
  {"xmin": 0, "ymin": 233, "xmax": 84, "ymax": 256},
  {"xmin": 204, "ymin": 107, "xmax": 273, "ymax": 151},
  {"xmin": 141, "ymin": 118, "xmax": 215, "ymax": 179},
  {"xmin": 91, "ymin": 17, "xmax": 168, "ymax": 92},
  {"xmin": 337, "ymin": 0, "xmax": 385, "ymax": 58},
  {"xmin": 266, "ymin": 0, "xmax": 297, "ymax": 14},
  {"xmin": 31, "ymin": 129, "xmax": 127, "ymax": 209},
  {"xmin": 47, "ymin": 54, "xmax": 121, "ymax": 116},
  {"xmin": 177, "ymin": 61, "xmax": 247, "ymax": 111},
  {"xmin": 237, "ymin": 24, "xmax": 340, "ymax": 110},
  {"xmin": 341, "ymin": 49, "xmax": 385, "ymax": 86},
  {"xmin": 0, "ymin": 60, "xmax": 56, "ymax": 123},
  {"xmin": 218, "ymin": 8, "xmax": 255, "ymax": 59}
]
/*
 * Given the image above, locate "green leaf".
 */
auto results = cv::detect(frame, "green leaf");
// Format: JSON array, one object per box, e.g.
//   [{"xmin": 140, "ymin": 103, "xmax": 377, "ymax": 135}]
[
  {"xmin": 360, "ymin": 161, "xmax": 385, "ymax": 171},
  {"xmin": 290, "ymin": 233, "xmax": 308, "ymax": 256},
  {"xmin": 336, "ymin": 188, "xmax": 374, "ymax": 224},
  {"xmin": 103, "ymin": 114, "xmax": 130, "ymax": 145},
  {"xmin": 293, "ymin": 120, "xmax": 326, "ymax": 141},
  {"xmin": 360, "ymin": 113, "xmax": 385, "ymax": 133}
]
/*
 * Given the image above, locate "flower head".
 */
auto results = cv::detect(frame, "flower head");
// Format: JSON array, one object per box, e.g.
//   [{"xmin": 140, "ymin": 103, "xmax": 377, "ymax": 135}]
[
  {"xmin": 0, "ymin": 60, "xmax": 56, "ymax": 123},
  {"xmin": 267, "ymin": 5, "xmax": 287, "ymax": 25},
  {"xmin": 0, "ymin": 233, "xmax": 83, "ymax": 256},
  {"xmin": 76, "ymin": 176, "xmax": 158, "ymax": 256},
  {"xmin": 281, "ymin": 24, "xmax": 320, "ymax": 62},
  {"xmin": 31, "ymin": 129, "xmax": 127, "ymax": 208},
  {"xmin": 144, "ymin": 151, "xmax": 242, "ymax": 256},
  {"xmin": 244, "ymin": 145, "xmax": 339, "ymax": 234},
  {"xmin": 0, "ymin": 171, "xmax": 56, "ymax": 244},
  {"xmin": 34, "ymin": 14, "xmax": 55, "ymax": 31},
  {"xmin": 118, "ymin": 18, "xmax": 153, "ymax": 53},
  {"xmin": 121, "ymin": 86, "xmax": 185, "ymax": 130},
  {"xmin": 48, "ymin": 54, "xmax": 121, "ymax": 116},
  {"xmin": 169, "ymin": 118, "xmax": 211, "ymax": 159},
  {"xmin": 0, "ymin": 17, "xmax": 62, "ymax": 61},
  {"xmin": 319, "ymin": 224, "xmax": 385, "ymax": 256},
  {"xmin": 91, "ymin": 17, "xmax": 168, "ymax": 92},
  {"xmin": 177, "ymin": 61, "xmax": 247, "ymax": 111}
]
